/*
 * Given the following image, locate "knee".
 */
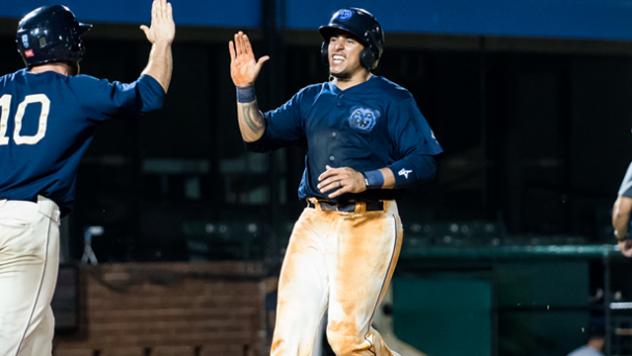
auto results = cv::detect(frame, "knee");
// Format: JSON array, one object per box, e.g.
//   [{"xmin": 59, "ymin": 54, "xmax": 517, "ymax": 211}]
[{"xmin": 326, "ymin": 322, "xmax": 363, "ymax": 355}]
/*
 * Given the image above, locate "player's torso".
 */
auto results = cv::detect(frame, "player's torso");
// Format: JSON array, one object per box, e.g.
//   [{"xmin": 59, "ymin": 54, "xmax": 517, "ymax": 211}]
[
  {"xmin": 303, "ymin": 79, "xmax": 396, "ymax": 172},
  {"xmin": 0, "ymin": 70, "xmax": 96, "ymax": 198}
]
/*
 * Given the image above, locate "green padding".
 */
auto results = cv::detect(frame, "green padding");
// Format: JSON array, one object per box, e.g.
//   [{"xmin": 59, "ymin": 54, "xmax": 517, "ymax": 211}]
[
  {"xmin": 392, "ymin": 275, "xmax": 492, "ymax": 356},
  {"xmin": 498, "ymin": 313, "xmax": 589, "ymax": 356},
  {"xmin": 400, "ymin": 244, "xmax": 615, "ymax": 260},
  {"xmin": 496, "ymin": 262, "xmax": 589, "ymax": 307}
]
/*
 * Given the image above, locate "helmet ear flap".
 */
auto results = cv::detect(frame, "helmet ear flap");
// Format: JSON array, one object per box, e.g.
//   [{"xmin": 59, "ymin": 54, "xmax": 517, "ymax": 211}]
[{"xmin": 360, "ymin": 47, "xmax": 375, "ymax": 70}]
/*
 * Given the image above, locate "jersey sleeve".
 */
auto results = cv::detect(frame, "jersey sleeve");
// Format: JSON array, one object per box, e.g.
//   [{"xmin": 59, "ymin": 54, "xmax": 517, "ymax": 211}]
[
  {"xmin": 245, "ymin": 89, "xmax": 306, "ymax": 152},
  {"xmin": 70, "ymin": 74, "xmax": 165, "ymax": 121},
  {"xmin": 387, "ymin": 97, "xmax": 443, "ymax": 188},
  {"xmin": 619, "ymin": 162, "xmax": 632, "ymax": 197}
]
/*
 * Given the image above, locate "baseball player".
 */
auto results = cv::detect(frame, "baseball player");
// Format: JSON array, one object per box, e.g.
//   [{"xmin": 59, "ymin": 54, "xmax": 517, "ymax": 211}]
[
  {"xmin": 229, "ymin": 7, "xmax": 442, "ymax": 355},
  {"xmin": 0, "ymin": 1, "xmax": 174, "ymax": 355},
  {"xmin": 613, "ymin": 162, "xmax": 632, "ymax": 256}
]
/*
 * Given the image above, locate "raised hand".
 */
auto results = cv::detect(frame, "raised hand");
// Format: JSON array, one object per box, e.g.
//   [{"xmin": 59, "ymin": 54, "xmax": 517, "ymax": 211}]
[
  {"xmin": 140, "ymin": 0, "xmax": 175, "ymax": 45},
  {"xmin": 229, "ymin": 31, "xmax": 270, "ymax": 87}
]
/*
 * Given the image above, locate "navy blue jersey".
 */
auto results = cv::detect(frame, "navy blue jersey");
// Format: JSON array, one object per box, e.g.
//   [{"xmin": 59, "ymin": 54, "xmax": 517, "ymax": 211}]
[
  {"xmin": 0, "ymin": 69, "xmax": 164, "ymax": 214},
  {"xmin": 247, "ymin": 75, "xmax": 442, "ymax": 202},
  {"xmin": 619, "ymin": 162, "xmax": 632, "ymax": 197}
]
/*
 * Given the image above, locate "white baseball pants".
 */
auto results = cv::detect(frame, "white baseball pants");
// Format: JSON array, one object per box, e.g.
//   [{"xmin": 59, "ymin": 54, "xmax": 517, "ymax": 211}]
[{"xmin": 0, "ymin": 196, "xmax": 60, "ymax": 356}]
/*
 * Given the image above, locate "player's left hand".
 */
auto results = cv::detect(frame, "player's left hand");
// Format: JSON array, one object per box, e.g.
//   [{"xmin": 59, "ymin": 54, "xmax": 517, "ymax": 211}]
[
  {"xmin": 618, "ymin": 239, "xmax": 632, "ymax": 257},
  {"xmin": 140, "ymin": 0, "xmax": 176, "ymax": 45},
  {"xmin": 317, "ymin": 165, "xmax": 366, "ymax": 199}
]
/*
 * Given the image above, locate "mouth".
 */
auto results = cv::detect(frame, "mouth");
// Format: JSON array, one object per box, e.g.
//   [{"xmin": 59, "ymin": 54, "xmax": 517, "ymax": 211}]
[{"xmin": 331, "ymin": 54, "xmax": 346, "ymax": 65}]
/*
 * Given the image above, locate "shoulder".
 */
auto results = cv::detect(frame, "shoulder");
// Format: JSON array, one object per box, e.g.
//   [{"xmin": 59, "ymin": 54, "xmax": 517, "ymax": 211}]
[
  {"xmin": 295, "ymin": 82, "xmax": 328, "ymax": 98},
  {"xmin": 68, "ymin": 74, "xmax": 110, "ymax": 87},
  {"xmin": 371, "ymin": 76, "xmax": 415, "ymax": 102},
  {"xmin": 0, "ymin": 69, "xmax": 28, "ymax": 87}
]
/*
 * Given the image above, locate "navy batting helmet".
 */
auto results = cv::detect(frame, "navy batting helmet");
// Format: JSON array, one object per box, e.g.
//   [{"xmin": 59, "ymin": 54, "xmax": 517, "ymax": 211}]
[
  {"xmin": 16, "ymin": 5, "xmax": 92, "ymax": 68},
  {"xmin": 319, "ymin": 8, "xmax": 385, "ymax": 70}
]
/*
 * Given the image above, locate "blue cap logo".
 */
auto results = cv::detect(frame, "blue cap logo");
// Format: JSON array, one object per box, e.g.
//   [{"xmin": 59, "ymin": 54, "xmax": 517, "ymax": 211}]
[
  {"xmin": 21, "ymin": 34, "xmax": 30, "ymax": 48},
  {"xmin": 337, "ymin": 9, "xmax": 353, "ymax": 21}
]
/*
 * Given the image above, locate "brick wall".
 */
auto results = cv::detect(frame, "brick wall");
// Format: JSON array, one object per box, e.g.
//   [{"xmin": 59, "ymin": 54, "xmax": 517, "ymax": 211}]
[{"xmin": 53, "ymin": 262, "xmax": 277, "ymax": 356}]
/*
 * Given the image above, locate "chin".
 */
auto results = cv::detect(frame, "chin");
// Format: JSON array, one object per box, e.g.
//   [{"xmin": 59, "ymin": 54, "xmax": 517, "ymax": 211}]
[{"xmin": 330, "ymin": 69, "xmax": 351, "ymax": 80}]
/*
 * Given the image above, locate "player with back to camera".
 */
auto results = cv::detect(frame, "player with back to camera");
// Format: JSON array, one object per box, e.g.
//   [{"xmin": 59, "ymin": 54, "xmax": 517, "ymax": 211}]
[
  {"xmin": 229, "ymin": 7, "xmax": 442, "ymax": 355},
  {"xmin": 0, "ymin": 1, "xmax": 175, "ymax": 355}
]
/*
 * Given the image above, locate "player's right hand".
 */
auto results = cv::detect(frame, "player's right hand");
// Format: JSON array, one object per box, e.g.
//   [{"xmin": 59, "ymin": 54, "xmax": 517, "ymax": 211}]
[
  {"xmin": 140, "ymin": 0, "xmax": 176, "ymax": 45},
  {"xmin": 619, "ymin": 239, "xmax": 632, "ymax": 257},
  {"xmin": 229, "ymin": 31, "xmax": 270, "ymax": 87}
]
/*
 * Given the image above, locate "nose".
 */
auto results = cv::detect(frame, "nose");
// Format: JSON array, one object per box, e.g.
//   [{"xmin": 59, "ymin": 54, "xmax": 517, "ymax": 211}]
[{"xmin": 331, "ymin": 37, "xmax": 345, "ymax": 51}]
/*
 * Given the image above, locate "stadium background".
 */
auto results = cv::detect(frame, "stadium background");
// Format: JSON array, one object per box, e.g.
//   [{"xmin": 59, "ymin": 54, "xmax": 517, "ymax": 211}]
[{"xmin": 2, "ymin": 0, "xmax": 632, "ymax": 355}]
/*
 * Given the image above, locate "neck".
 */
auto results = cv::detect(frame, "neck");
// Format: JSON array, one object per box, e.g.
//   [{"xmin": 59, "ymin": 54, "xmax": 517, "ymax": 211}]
[
  {"xmin": 29, "ymin": 63, "xmax": 73, "ymax": 76},
  {"xmin": 587, "ymin": 338, "xmax": 604, "ymax": 351},
  {"xmin": 332, "ymin": 70, "xmax": 372, "ymax": 90}
]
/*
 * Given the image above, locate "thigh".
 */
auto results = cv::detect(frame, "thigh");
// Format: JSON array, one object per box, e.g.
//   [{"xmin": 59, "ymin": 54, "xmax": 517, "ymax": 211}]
[
  {"xmin": 272, "ymin": 209, "xmax": 330, "ymax": 354},
  {"xmin": 327, "ymin": 209, "xmax": 403, "ymax": 336},
  {"xmin": 0, "ymin": 200, "xmax": 60, "ymax": 356}
]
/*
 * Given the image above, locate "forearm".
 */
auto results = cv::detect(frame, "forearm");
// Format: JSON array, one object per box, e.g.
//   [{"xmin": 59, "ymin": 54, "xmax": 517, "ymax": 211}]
[
  {"xmin": 363, "ymin": 156, "xmax": 436, "ymax": 190},
  {"xmin": 613, "ymin": 196, "xmax": 632, "ymax": 239},
  {"xmin": 235, "ymin": 86, "xmax": 266, "ymax": 142},
  {"xmin": 142, "ymin": 41, "xmax": 172, "ymax": 93}
]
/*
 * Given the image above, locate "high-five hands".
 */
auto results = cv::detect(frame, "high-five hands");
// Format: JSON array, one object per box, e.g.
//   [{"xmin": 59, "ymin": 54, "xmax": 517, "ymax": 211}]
[
  {"xmin": 140, "ymin": 0, "xmax": 175, "ymax": 44},
  {"xmin": 229, "ymin": 31, "xmax": 270, "ymax": 87}
]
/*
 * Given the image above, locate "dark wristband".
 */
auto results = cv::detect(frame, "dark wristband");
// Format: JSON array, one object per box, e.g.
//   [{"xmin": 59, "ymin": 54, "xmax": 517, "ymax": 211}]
[
  {"xmin": 236, "ymin": 86, "xmax": 256, "ymax": 103},
  {"xmin": 363, "ymin": 170, "xmax": 384, "ymax": 189}
]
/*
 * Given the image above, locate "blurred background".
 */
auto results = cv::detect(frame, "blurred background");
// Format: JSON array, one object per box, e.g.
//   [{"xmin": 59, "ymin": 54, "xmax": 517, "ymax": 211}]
[{"xmin": 3, "ymin": 0, "xmax": 632, "ymax": 355}]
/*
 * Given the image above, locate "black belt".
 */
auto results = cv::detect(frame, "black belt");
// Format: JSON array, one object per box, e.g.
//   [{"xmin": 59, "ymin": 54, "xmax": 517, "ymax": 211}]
[{"xmin": 307, "ymin": 199, "xmax": 384, "ymax": 212}]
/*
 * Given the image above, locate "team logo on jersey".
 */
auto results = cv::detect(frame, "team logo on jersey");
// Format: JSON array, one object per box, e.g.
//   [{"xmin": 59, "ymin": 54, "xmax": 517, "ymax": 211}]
[
  {"xmin": 398, "ymin": 168, "xmax": 413, "ymax": 179},
  {"xmin": 348, "ymin": 107, "xmax": 379, "ymax": 132},
  {"xmin": 338, "ymin": 9, "xmax": 353, "ymax": 21}
]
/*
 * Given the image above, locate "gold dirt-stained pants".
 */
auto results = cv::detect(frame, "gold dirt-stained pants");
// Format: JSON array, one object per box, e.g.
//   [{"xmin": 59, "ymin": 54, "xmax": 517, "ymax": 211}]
[{"xmin": 271, "ymin": 199, "xmax": 403, "ymax": 356}]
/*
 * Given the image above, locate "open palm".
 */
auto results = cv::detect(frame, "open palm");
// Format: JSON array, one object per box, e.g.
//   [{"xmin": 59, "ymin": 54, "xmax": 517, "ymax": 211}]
[
  {"xmin": 140, "ymin": 0, "xmax": 175, "ymax": 44},
  {"xmin": 228, "ymin": 31, "xmax": 269, "ymax": 87}
]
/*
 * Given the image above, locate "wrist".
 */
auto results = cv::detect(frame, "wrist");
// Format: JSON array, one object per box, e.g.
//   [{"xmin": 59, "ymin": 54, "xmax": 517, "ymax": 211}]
[
  {"xmin": 615, "ymin": 230, "xmax": 630, "ymax": 242},
  {"xmin": 362, "ymin": 170, "xmax": 384, "ymax": 190},
  {"xmin": 236, "ymin": 85, "xmax": 256, "ymax": 103}
]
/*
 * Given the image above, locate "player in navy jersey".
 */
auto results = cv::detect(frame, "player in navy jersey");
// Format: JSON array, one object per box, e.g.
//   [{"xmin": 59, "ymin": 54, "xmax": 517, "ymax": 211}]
[
  {"xmin": 229, "ymin": 7, "xmax": 442, "ymax": 355},
  {"xmin": 0, "ymin": 1, "xmax": 174, "ymax": 355}
]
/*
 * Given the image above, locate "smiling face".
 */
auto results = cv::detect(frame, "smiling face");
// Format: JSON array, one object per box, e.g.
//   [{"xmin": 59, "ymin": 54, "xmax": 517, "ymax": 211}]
[{"xmin": 327, "ymin": 32, "xmax": 368, "ymax": 80}]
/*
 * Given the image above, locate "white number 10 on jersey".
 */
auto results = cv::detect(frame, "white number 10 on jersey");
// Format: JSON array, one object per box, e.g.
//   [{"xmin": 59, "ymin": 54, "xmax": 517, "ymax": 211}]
[{"xmin": 0, "ymin": 94, "xmax": 50, "ymax": 145}]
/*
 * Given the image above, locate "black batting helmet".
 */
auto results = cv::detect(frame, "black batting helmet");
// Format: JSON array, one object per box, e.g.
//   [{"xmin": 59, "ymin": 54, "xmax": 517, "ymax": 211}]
[
  {"xmin": 16, "ymin": 5, "xmax": 92, "ymax": 68},
  {"xmin": 319, "ymin": 8, "xmax": 385, "ymax": 70}
]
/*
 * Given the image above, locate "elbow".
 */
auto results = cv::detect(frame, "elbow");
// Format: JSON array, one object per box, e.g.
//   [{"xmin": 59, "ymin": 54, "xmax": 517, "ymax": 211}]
[{"xmin": 613, "ymin": 196, "xmax": 632, "ymax": 225}]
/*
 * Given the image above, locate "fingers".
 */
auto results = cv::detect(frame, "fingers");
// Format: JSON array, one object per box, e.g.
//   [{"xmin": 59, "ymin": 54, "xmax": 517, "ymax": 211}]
[
  {"xmin": 318, "ymin": 167, "xmax": 340, "ymax": 181},
  {"xmin": 228, "ymin": 41, "xmax": 236, "ymax": 61},
  {"xmin": 151, "ymin": 0, "xmax": 158, "ymax": 21},
  {"xmin": 318, "ymin": 179, "xmax": 341, "ymax": 194},
  {"xmin": 166, "ymin": 2, "xmax": 173, "ymax": 21},
  {"xmin": 255, "ymin": 55, "xmax": 270, "ymax": 72},
  {"xmin": 243, "ymin": 33, "xmax": 253, "ymax": 54},
  {"xmin": 159, "ymin": 0, "xmax": 167, "ymax": 19},
  {"xmin": 140, "ymin": 25, "xmax": 150, "ymax": 37},
  {"xmin": 328, "ymin": 184, "xmax": 352, "ymax": 199}
]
